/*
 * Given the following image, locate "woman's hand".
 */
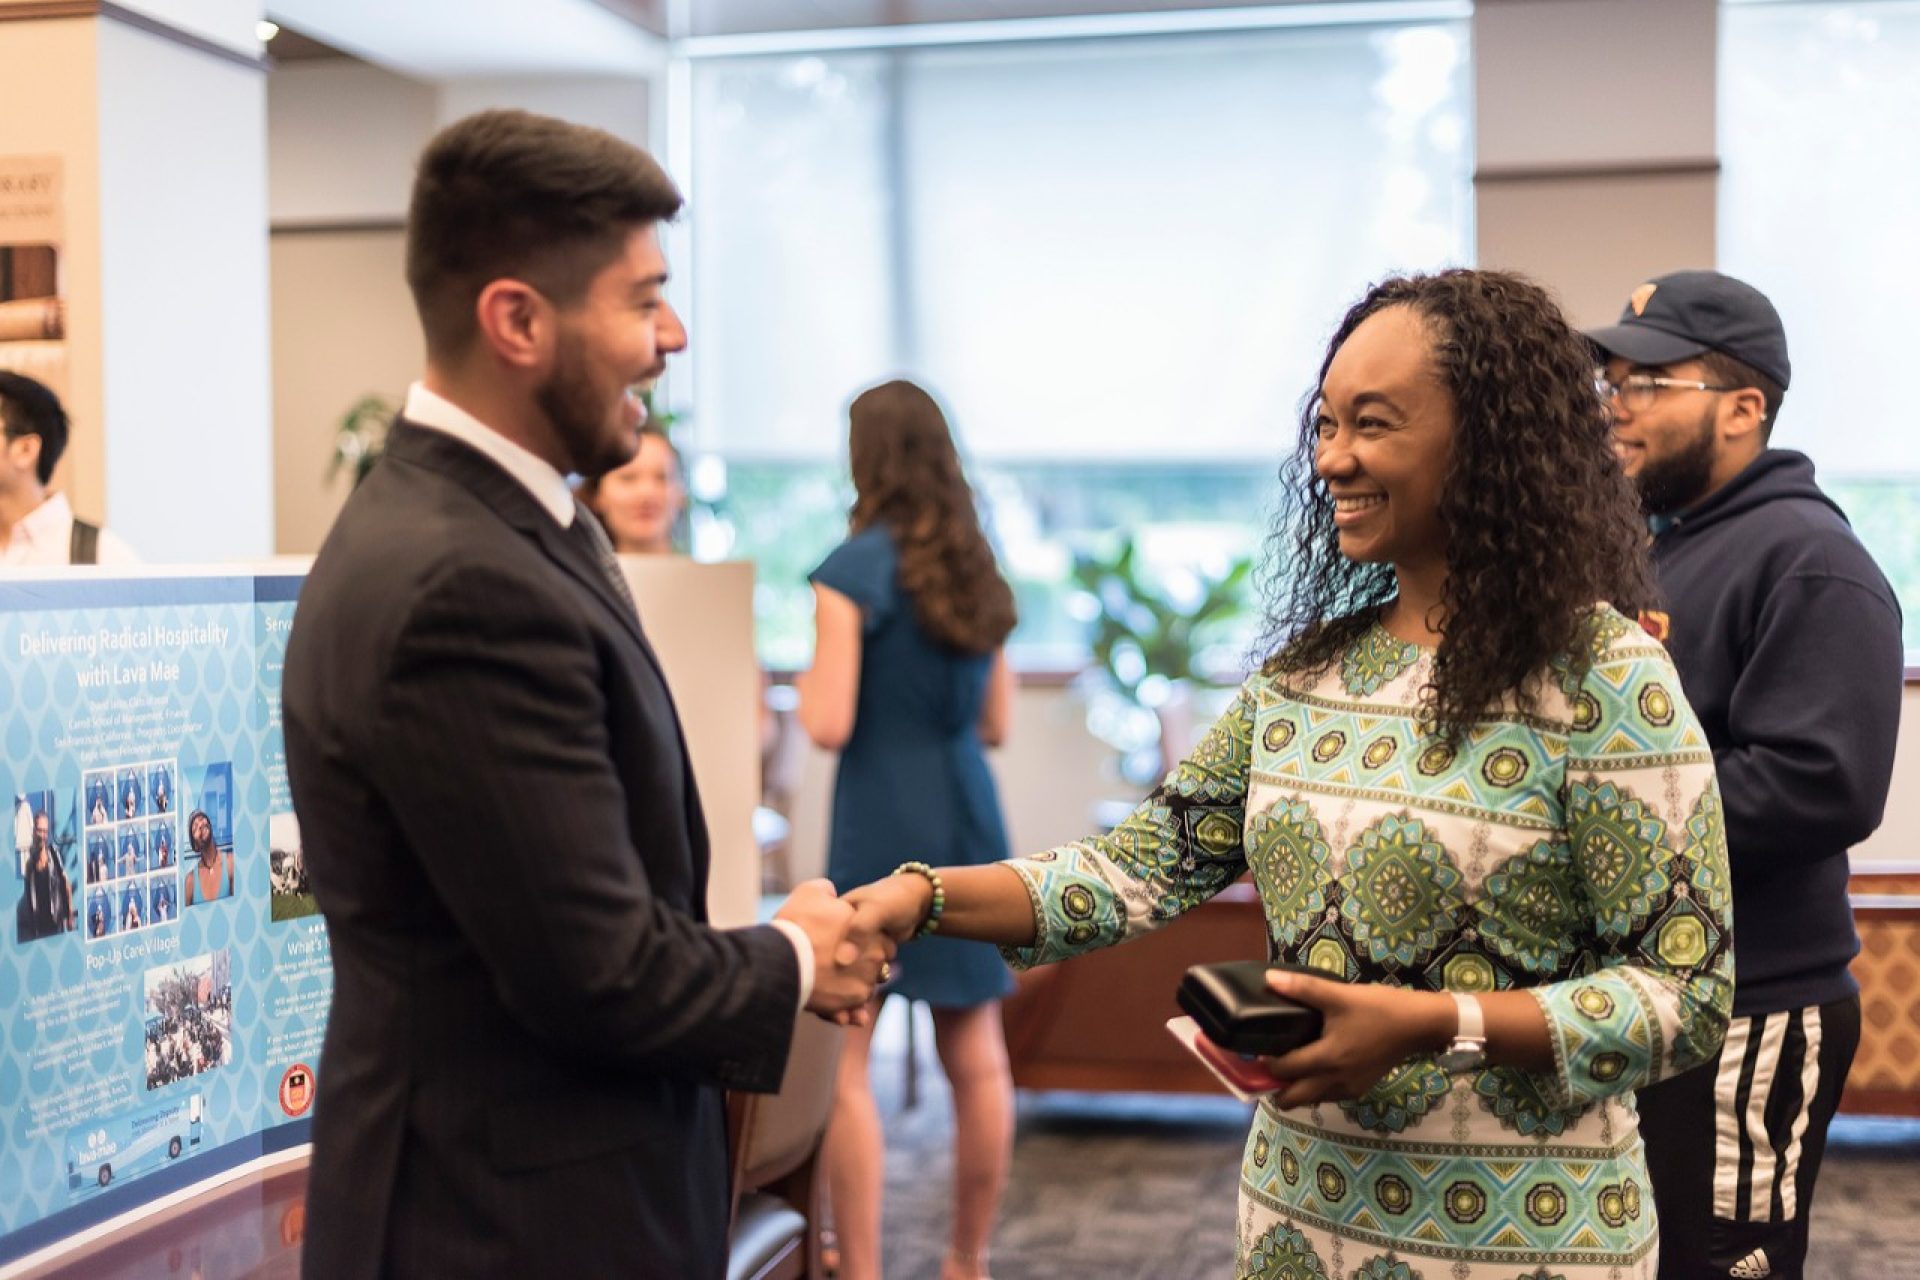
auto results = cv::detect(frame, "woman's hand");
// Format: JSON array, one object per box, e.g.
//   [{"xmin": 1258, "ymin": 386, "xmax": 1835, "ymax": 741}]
[
  {"xmin": 844, "ymin": 873, "xmax": 935, "ymax": 946},
  {"xmin": 1256, "ymin": 970, "xmax": 1453, "ymax": 1109}
]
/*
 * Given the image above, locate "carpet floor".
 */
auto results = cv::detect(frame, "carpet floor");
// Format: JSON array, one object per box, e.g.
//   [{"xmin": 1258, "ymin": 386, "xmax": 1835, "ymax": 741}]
[{"xmin": 857, "ymin": 1003, "xmax": 1920, "ymax": 1280}]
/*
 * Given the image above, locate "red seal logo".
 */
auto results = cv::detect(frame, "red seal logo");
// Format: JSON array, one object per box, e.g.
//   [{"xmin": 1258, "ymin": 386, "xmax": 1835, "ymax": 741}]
[{"xmin": 278, "ymin": 1063, "xmax": 315, "ymax": 1118}]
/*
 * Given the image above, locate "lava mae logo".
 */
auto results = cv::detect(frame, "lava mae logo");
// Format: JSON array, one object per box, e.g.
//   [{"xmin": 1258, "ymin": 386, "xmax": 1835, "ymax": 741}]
[{"xmin": 1630, "ymin": 283, "xmax": 1658, "ymax": 316}]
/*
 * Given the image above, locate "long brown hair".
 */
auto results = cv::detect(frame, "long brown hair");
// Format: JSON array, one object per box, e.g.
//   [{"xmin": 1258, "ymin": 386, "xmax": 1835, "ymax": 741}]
[{"xmin": 847, "ymin": 380, "xmax": 1016, "ymax": 654}]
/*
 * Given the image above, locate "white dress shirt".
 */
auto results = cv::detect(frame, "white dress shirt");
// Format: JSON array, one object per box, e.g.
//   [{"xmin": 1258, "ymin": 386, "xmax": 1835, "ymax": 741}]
[
  {"xmin": 0, "ymin": 491, "xmax": 139, "ymax": 568},
  {"xmin": 400, "ymin": 383, "xmax": 817, "ymax": 1007},
  {"xmin": 402, "ymin": 383, "xmax": 576, "ymax": 527}
]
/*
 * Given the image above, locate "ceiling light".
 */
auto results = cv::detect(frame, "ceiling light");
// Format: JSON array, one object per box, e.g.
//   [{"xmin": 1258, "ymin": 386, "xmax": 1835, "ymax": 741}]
[{"xmin": 256, "ymin": 20, "xmax": 280, "ymax": 43}]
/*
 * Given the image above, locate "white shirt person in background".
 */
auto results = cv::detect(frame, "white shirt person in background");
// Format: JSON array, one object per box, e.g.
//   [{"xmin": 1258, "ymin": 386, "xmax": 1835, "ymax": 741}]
[{"xmin": 0, "ymin": 372, "xmax": 138, "ymax": 568}]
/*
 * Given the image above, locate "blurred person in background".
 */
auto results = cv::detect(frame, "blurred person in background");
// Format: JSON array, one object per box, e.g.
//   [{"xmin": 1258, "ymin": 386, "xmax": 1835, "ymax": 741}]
[
  {"xmin": 578, "ymin": 419, "xmax": 687, "ymax": 554},
  {"xmin": 0, "ymin": 372, "xmax": 136, "ymax": 567},
  {"xmin": 798, "ymin": 379, "xmax": 1019, "ymax": 1280},
  {"xmin": 1590, "ymin": 270, "xmax": 1901, "ymax": 1280}
]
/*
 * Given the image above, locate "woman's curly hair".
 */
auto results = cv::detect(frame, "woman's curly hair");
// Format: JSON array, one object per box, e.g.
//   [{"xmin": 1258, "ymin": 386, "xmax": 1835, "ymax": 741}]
[
  {"xmin": 1258, "ymin": 269, "xmax": 1656, "ymax": 741},
  {"xmin": 848, "ymin": 379, "xmax": 1017, "ymax": 655}
]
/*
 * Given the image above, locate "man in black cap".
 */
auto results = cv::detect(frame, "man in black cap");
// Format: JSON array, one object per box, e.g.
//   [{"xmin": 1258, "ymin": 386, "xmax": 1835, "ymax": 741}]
[{"xmin": 1589, "ymin": 270, "xmax": 1903, "ymax": 1280}]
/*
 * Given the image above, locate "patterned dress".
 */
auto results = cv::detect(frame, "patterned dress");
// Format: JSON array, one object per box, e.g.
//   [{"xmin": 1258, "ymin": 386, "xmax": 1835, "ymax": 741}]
[{"xmin": 1003, "ymin": 610, "xmax": 1733, "ymax": 1279}]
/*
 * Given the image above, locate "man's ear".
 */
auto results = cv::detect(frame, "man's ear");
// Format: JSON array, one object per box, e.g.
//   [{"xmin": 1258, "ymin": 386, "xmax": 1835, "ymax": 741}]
[
  {"xmin": 1719, "ymin": 386, "xmax": 1768, "ymax": 446},
  {"xmin": 473, "ymin": 279, "xmax": 551, "ymax": 371},
  {"xmin": 4, "ymin": 431, "xmax": 42, "ymax": 478}
]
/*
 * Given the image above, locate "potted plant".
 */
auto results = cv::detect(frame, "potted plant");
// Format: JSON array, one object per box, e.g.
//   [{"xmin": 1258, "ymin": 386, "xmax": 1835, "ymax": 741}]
[
  {"xmin": 328, "ymin": 393, "xmax": 397, "ymax": 489},
  {"xmin": 1070, "ymin": 535, "xmax": 1253, "ymax": 794},
  {"xmin": 325, "ymin": 390, "xmax": 681, "ymax": 491}
]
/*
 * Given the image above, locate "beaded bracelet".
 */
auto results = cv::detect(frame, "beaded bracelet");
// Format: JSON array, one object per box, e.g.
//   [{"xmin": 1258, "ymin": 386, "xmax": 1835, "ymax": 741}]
[{"xmin": 891, "ymin": 861, "xmax": 945, "ymax": 940}]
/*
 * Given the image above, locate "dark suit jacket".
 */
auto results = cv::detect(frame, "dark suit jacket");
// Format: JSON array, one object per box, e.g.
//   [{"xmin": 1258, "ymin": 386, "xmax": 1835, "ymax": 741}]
[{"xmin": 284, "ymin": 421, "xmax": 798, "ymax": 1280}]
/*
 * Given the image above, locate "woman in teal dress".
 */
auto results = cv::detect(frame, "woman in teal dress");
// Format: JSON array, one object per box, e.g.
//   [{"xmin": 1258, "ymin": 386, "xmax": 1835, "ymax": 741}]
[
  {"xmin": 845, "ymin": 272, "xmax": 1733, "ymax": 1279},
  {"xmin": 796, "ymin": 379, "xmax": 1020, "ymax": 1280}
]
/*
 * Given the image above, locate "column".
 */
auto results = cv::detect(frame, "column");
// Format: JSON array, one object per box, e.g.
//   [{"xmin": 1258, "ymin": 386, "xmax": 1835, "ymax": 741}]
[
  {"xmin": 0, "ymin": 0, "xmax": 272, "ymax": 560},
  {"xmin": 1473, "ymin": 0, "xmax": 1719, "ymax": 326}
]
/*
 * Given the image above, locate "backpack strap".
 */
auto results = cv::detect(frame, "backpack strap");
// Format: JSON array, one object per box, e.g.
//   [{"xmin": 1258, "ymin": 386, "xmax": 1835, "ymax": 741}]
[{"xmin": 69, "ymin": 518, "xmax": 99, "ymax": 565}]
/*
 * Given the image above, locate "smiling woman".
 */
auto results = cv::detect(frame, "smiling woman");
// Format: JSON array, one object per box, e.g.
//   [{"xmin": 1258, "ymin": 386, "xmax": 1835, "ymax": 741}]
[
  {"xmin": 1261, "ymin": 270, "xmax": 1659, "ymax": 742},
  {"xmin": 838, "ymin": 270, "xmax": 1732, "ymax": 1279},
  {"xmin": 1309, "ymin": 305, "xmax": 1453, "ymax": 604}
]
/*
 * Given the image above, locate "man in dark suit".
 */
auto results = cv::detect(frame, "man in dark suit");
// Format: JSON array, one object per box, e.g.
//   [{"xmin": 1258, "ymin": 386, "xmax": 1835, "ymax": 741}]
[{"xmin": 283, "ymin": 110, "xmax": 885, "ymax": 1280}]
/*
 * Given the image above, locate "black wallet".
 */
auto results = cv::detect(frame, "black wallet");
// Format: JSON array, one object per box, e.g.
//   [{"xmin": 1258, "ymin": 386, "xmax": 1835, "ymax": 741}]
[{"xmin": 1176, "ymin": 961, "xmax": 1325, "ymax": 1057}]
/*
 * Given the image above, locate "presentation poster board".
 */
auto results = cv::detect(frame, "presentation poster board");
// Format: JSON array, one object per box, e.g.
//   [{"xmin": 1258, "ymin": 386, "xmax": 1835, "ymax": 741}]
[{"xmin": 0, "ymin": 573, "xmax": 325, "ymax": 1266}]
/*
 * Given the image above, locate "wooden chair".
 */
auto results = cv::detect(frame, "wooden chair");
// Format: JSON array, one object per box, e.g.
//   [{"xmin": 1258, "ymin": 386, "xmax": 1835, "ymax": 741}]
[{"xmin": 727, "ymin": 1010, "xmax": 845, "ymax": 1280}]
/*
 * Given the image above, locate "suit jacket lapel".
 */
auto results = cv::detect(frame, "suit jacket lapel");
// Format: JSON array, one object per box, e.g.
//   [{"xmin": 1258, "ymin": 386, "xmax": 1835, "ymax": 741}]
[
  {"xmin": 382, "ymin": 421, "xmax": 658, "ymax": 658},
  {"xmin": 382, "ymin": 420, "xmax": 711, "ymax": 895}
]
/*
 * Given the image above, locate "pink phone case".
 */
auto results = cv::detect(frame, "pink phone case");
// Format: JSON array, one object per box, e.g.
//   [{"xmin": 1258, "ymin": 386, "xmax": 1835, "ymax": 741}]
[{"xmin": 1165, "ymin": 1015, "xmax": 1285, "ymax": 1101}]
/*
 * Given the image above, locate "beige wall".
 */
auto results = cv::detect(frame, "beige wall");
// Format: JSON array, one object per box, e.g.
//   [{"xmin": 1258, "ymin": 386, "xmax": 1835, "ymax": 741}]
[
  {"xmin": 436, "ymin": 76, "xmax": 651, "ymax": 147},
  {"xmin": 1472, "ymin": 0, "xmax": 1719, "ymax": 323},
  {"xmin": 269, "ymin": 229, "xmax": 420, "ymax": 554},
  {"xmin": 0, "ymin": 14, "xmax": 104, "ymax": 520},
  {"xmin": 1474, "ymin": 0, "xmax": 1716, "ymax": 172},
  {"xmin": 1476, "ymin": 168, "xmax": 1717, "ymax": 327},
  {"xmin": 269, "ymin": 60, "xmax": 435, "ymax": 226}
]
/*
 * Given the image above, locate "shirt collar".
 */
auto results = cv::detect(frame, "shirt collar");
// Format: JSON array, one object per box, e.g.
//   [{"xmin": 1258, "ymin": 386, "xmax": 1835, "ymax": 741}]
[
  {"xmin": 402, "ymin": 383, "xmax": 576, "ymax": 528},
  {"xmin": 2, "ymin": 491, "xmax": 73, "ymax": 561},
  {"xmin": 17, "ymin": 490, "xmax": 73, "ymax": 544}
]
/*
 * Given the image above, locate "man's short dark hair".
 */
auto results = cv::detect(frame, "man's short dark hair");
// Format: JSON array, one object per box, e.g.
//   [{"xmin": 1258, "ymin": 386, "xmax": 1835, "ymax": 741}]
[
  {"xmin": 1698, "ymin": 349, "xmax": 1785, "ymax": 440},
  {"xmin": 0, "ymin": 371, "xmax": 69, "ymax": 485},
  {"xmin": 405, "ymin": 109, "xmax": 683, "ymax": 358}
]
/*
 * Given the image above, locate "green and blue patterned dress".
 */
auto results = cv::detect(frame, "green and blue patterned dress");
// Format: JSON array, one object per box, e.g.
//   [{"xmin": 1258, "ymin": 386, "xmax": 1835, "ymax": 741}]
[{"xmin": 1003, "ymin": 609, "xmax": 1733, "ymax": 1279}]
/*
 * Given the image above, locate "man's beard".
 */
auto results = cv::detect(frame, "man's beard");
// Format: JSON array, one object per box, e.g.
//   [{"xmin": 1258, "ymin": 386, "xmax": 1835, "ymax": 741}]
[
  {"xmin": 535, "ymin": 331, "xmax": 638, "ymax": 480},
  {"xmin": 1637, "ymin": 408, "xmax": 1719, "ymax": 517}
]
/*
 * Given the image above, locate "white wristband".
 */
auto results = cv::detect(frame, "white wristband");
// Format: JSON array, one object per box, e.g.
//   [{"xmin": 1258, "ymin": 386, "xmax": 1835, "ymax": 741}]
[{"xmin": 1450, "ymin": 991, "xmax": 1485, "ymax": 1041}]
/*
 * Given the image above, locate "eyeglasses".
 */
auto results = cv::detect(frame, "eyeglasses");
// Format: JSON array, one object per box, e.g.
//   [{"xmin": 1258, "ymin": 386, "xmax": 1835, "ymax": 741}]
[{"xmin": 1594, "ymin": 373, "xmax": 1738, "ymax": 413}]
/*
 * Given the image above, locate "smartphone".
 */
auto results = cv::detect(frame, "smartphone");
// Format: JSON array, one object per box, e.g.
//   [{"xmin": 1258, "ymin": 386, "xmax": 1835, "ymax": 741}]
[{"xmin": 1166, "ymin": 1015, "xmax": 1286, "ymax": 1102}]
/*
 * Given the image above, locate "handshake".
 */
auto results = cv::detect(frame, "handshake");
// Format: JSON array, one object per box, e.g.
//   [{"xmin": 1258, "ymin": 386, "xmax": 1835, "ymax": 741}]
[{"xmin": 772, "ymin": 874, "xmax": 940, "ymax": 1025}]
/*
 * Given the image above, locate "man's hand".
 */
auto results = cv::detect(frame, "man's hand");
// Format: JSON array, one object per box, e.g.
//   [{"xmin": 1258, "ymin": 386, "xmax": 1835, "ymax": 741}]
[{"xmin": 775, "ymin": 879, "xmax": 895, "ymax": 1026}]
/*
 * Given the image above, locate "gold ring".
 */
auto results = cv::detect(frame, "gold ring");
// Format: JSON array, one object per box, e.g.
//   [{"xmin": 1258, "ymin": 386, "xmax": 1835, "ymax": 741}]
[{"xmin": 878, "ymin": 961, "xmax": 893, "ymax": 985}]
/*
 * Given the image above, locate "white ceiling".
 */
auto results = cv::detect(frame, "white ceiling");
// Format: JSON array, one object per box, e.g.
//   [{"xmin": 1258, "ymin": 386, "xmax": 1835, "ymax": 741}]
[
  {"xmin": 676, "ymin": 0, "xmax": 1370, "ymax": 38},
  {"xmin": 265, "ymin": 0, "xmax": 667, "ymax": 79},
  {"xmin": 264, "ymin": 0, "xmax": 1416, "ymax": 78}
]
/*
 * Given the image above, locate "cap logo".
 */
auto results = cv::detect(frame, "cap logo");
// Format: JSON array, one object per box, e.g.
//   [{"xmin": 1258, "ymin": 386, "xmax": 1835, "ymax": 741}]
[{"xmin": 1630, "ymin": 283, "xmax": 1657, "ymax": 317}]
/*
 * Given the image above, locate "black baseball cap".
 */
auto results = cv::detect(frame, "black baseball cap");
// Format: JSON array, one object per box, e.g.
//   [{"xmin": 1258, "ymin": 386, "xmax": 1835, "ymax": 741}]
[{"xmin": 1585, "ymin": 269, "xmax": 1790, "ymax": 389}]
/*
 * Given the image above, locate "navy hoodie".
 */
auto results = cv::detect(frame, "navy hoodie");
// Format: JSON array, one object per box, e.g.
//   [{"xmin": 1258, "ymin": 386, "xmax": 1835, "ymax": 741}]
[{"xmin": 1651, "ymin": 449, "xmax": 1903, "ymax": 1016}]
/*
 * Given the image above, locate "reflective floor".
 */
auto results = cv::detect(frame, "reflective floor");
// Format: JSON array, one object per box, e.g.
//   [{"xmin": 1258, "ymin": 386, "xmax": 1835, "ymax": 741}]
[{"xmin": 24, "ymin": 1162, "xmax": 305, "ymax": 1280}]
